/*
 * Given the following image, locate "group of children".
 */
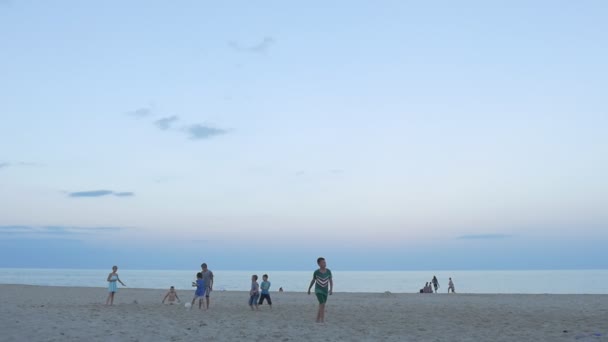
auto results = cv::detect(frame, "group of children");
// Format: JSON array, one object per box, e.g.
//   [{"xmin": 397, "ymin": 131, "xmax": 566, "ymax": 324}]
[
  {"xmin": 106, "ymin": 258, "xmax": 335, "ymax": 322},
  {"xmin": 420, "ymin": 276, "xmax": 456, "ymax": 293},
  {"xmin": 247, "ymin": 274, "xmax": 273, "ymax": 310}
]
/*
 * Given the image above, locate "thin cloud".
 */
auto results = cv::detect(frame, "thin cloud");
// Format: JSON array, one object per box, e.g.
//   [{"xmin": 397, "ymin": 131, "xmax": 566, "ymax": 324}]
[
  {"xmin": 186, "ymin": 124, "xmax": 228, "ymax": 140},
  {"xmin": 155, "ymin": 115, "xmax": 179, "ymax": 130},
  {"xmin": 229, "ymin": 36, "xmax": 276, "ymax": 53},
  {"xmin": 124, "ymin": 106, "xmax": 229, "ymax": 141},
  {"xmin": 0, "ymin": 225, "xmax": 127, "ymax": 236},
  {"xmin": 0, "ymin": 161, "xmax": 43, "ymax": 169},
  {"xmin": 113, "ymin": 192, "xmax": 134, "ymax": 197},
  {"xmin": 68, "ymin": 190, "xmax": 135, "ymax": 198},
  {"xmin": 457, "ymin": 234, "xmax": 513, "ymax": 240},
  {"xmin": 126, "ymin": 107, "xmax": 153, "ymax": 118}
]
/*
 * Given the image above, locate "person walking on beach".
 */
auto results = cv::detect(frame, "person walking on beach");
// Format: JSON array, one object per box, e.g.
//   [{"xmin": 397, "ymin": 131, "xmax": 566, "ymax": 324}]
[
  {"xmin": 200, "ymin": 263, "xmax": 214, "ymax": 309},
  {"xmin": 191, "ymin": 272, "xmax": 206, "ymax": 310},
  {"xmin": 308, "ymin": 257, "xmax": 333, "ymax": 323},
  {"xmin": 432, "ymin": 276, "xmax": 439, "ymax": 293},
  {"xmin": 249, "ymin": 274, "xmax": 260, "ymax": 311},
  {"xmin": 162, "ymin": 286, "xmax": 181, "ymax": 304},
  {"xmin": 448, "ymin": 277, "xmax": 456, "ymax": 293},
  {"xmin": 258, "ymin": 274, "xmax": 272, "ymax": 308},
  {"xmin": 106, "ymin": 265, "xmax": 126, "ymax": 305}
]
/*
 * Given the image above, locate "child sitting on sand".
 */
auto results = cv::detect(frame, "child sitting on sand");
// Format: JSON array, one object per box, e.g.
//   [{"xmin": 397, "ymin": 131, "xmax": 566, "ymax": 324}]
[
  {"xmin": 249, "ymin": 275, "xmax": 260, "ymax": 311},
  {"xmin": 106, "ymin": 265, "xmax": 126, "ymax": 306},
  {"xmin": 190, "ymin": 273, "xmax": 206, "ymax": 310},
  {"xmin": 162, "ymin": 286, "xmax": 181, "ymax": 304}
]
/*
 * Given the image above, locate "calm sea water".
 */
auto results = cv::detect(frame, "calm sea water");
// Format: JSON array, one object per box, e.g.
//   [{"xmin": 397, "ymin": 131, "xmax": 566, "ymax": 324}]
[{"xmin": 0, "ymin": 268, "xmax": 606, "ymax": 294}]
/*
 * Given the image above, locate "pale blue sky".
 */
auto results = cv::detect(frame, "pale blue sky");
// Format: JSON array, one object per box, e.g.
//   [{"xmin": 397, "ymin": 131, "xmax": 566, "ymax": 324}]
[{"xmin": 1, "ymin": 0, "xmax": 607, "ymax": 269}]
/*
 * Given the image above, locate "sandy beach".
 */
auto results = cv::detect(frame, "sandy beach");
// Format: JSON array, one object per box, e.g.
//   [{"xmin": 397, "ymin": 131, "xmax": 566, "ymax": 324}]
[{"xmin": 1, "ymin": 285, "xmax": 606, "ymax": 342}]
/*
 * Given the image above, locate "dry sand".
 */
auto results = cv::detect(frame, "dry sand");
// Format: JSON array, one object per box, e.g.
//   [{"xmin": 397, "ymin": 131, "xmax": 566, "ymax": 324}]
[{"xmin": 1, "ymin": 284, "xmax": 607, "ymax": 341}]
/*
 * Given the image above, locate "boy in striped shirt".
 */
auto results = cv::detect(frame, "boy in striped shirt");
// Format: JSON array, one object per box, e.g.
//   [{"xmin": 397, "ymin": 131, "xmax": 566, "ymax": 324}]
[{"xmin": 307, "ymin": 257, "xmax": 333, "ymax": 323}]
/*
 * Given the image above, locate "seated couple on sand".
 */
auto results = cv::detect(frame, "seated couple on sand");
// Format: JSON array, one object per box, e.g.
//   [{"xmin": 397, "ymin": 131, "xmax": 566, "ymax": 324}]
[{"xmin": 420, "ymin": 282, "xmax": 433, "ymax": 293}]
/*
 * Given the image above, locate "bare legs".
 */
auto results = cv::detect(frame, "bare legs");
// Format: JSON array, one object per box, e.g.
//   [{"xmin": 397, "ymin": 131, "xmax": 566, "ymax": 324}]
[
  {"xmin": 105, "ymin": 292, "xmax": 115, "ymax": 305},
  {"xmin": 190, "ymin": 298, "xmax": 203, "ymax": 309},
  {"xmin": 316, "ymin": 303, "xmax": 326, "ymax": 323}
]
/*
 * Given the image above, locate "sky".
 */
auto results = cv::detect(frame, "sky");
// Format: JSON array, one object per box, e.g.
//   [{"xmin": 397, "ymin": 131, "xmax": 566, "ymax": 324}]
[{"xmin": 1, "ymin": 0, "xmax": 607, "ymax": 270}]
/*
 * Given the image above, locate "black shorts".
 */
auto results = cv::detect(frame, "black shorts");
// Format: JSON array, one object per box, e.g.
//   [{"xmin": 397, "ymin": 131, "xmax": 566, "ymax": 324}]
[{"xmin": 258, "ymin": 293, "xmax": 272, "ymax": 305}]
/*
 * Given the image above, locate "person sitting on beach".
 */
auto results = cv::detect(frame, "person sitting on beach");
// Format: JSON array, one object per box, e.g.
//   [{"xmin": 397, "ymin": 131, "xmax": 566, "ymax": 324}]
[
  {"xmin": 190, "ymin": 272, "xmax": 206, "ymax": 310},
  {"xmin": 448, "ymin": 277, "xmax": 456, "ymax": 293},
  {"xmin": 162, "ymin": 286, "xmax": 181, "ymax": 304},
  {"xmin": 106, "ymin": 265, "xmax": 126, "ymax": 306},
  {"xmin": 249, "ymin": 274, "xmax": 260, "ymax": 311},
  {"xmin": 258, "ymin": 274, "xmax": 272, "ymax": 309}
]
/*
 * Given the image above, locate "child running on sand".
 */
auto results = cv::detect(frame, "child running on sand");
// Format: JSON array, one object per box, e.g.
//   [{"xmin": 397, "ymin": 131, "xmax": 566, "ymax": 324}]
[
  {"xmin": 249, "ymin": 275, "xmax": 260, "ymax": 311},
  {"xmin": 308, "ymin": 257, "xmax": 333, "ymax": 323},
  {"xmin": 106, "ymin": 265, "xmax": 126, "ymax": 305},
  {"xmin": 258, "ymin": 274, "xmax": 272, "ymax": 308},
  {"xmin": 190, "ymin": 272, "xmax": 206, "ymax": 310},
  {"xmin": 162, "ymin": 286, "xmax": 181, "ymax": 304}
]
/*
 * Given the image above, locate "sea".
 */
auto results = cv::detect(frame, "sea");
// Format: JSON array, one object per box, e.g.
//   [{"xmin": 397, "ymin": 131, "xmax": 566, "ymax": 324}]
[{"xmin": 1, "ymin": 268, "xmax": 606, "ymax": 294}]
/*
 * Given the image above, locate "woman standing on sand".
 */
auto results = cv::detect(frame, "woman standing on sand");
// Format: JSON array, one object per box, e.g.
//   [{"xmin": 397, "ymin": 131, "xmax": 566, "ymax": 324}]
[
  {"xmin": 106, "ymin": 265, "xmax": 126, "ymax": 305},
  {"xmin": 432, "ymin": 276, "xmax": 439, "ymax": 293}
]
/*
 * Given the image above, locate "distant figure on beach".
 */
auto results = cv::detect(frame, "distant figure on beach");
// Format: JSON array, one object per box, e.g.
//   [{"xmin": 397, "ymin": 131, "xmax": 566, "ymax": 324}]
[
  {"xmin": 200, "ymin": 263, "xmax": 214, "ymax": 309},
  {"xmin": 249, "ymin": 274, "xmax": 260, "ymax": 311},
  {"xmin": 279, "ymin": 287, "xmax": 284, "ymax": 293},
  {"xmin": 448, "ymin": 277, "xmax": 456, "ymax": 293},
  {"xmin": 190, "ymin": 272, "xmax": 206, "ymax": 310},
  {"xmin": 106, "ymin": 265, "xmax": 126, "ymax": 305},
  {"xmin": 432, "ymin": 276, "xmax": 439, "ymax": 293},
  {"xmin": 162, "ymin": 286, "xmax": 181, "ymax": 304},
  {"xmin": 258, "ymin": 274, "xmax": 272, "ymax": 308},
  {"xmin": 423, "ymin": 282, "xmax": 431, "ymax": 293},
  {"xmin": 308, "ymin": 257, "xmax": 333, "ymax": 323}
]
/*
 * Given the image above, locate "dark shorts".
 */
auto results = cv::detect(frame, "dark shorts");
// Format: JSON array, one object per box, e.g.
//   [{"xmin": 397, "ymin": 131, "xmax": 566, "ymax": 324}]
[
  {"xmin": 258, "ymin": 293, "xmax": 272, "ymax": 305},
  {"xmin": 316, "ymin": 293, "xmax": 328, "ymax": 304}
]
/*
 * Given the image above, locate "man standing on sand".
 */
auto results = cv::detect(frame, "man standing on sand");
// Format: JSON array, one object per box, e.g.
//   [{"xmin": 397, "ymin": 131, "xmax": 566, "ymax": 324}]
[{"xmin": 201, "ymin": 263, "xmax": 214, "ymax": 309}]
